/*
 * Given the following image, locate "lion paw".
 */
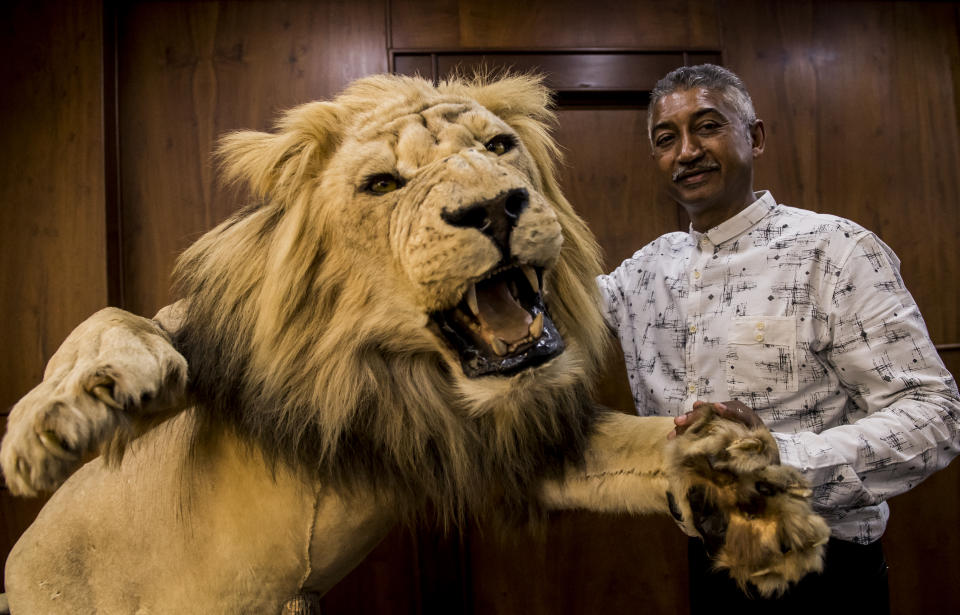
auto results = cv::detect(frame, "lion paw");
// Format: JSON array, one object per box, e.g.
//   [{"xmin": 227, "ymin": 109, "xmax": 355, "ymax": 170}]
[
  {"xmin": 1, "ymin": 308, "xmax": 188, "ymax": 496},
  {"xmin": 666, "ymin": 409, "xmax": 830, "ymax": 597}
]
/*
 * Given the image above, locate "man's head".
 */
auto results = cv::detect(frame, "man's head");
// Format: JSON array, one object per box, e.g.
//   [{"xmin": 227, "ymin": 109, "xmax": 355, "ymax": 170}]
[
  {"xmin": 647, "ymin": 64, "xmax": 765, "ymax": 231},
  {"xmin": 647, "ymin": 64, "xmax": 757, "ymax": 142}
]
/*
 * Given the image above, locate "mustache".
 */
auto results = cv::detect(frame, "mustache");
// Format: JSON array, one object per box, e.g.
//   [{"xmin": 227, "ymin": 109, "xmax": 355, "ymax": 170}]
[{"xmin": 672, "ymin": 163, "xmax": 720, "ymax": 182}]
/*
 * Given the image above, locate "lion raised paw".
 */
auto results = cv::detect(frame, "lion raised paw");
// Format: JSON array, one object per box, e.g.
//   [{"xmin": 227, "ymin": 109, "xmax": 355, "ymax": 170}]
[
  {"xmin": 0, "ymin": 307, "xmax": 188, "ymax": 496},
  {"xmin": 666, "ymin": 407, "xmax": 830, "ymax": 597}
]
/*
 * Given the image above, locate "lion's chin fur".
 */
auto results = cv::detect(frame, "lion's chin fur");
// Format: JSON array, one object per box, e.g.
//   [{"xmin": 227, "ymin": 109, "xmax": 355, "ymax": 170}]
[{"xmin": 169, "ymin": 73, "xmax": 610, "ymax": 529}]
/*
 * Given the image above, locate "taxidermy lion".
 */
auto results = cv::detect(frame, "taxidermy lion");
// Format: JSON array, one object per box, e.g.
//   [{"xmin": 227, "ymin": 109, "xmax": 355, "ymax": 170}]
[{"xmin": 0, "ymin": 74, "xmax": 829, "ymax": 614}]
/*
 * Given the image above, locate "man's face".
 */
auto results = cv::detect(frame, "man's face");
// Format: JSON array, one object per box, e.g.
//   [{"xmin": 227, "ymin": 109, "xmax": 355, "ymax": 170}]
[{"xmin": 649, "ymin": 87, "xmax": 764, "ymax": 218}]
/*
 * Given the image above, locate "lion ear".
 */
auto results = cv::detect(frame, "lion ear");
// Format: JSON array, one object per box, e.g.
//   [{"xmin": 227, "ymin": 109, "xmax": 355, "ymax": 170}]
[{"xmin": 216, "ymin": 101, "xmax": 344, "ymax": 203}]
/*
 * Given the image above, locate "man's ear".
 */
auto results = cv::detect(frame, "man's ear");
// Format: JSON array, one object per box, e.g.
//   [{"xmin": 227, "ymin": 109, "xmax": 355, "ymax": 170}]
[
  {"xmin": 216, "ymin": 101, "xmax": 344, "ymax": 204},
  {"xmin": 750, "ymin": 119, "xmax": 766, "ymax": 157}
]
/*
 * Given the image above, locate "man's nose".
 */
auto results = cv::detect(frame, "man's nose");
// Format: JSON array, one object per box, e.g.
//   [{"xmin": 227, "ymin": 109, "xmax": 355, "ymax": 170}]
[{"xmin": 678, "ymin": 132, "xmax": 703, "ymax": 162}]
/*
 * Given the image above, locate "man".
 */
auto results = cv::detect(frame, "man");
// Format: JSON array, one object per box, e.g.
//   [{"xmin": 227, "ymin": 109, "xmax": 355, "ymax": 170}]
[{"xmin": 597, "ymin": 64, "xmax": 960, "ymax": 613}]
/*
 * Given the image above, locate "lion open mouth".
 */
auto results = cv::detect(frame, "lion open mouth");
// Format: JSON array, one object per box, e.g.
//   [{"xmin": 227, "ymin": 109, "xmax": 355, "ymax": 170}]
[{"xmin": 433, "ymin": 264, "xmax": 565, "ymax": 378}]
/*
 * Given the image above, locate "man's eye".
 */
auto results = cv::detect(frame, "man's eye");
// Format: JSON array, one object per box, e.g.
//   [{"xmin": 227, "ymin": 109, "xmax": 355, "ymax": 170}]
[
  {"xmin": 364, "ymin": 174, "xmax": 404, "ymax": 195},
  {"xmin": 655, "ymin": 135, "xmax": 674, "ymax": 147},
  {"xmin": 485, "ymin": 135, "xmax": 517, "ymax": 155}
]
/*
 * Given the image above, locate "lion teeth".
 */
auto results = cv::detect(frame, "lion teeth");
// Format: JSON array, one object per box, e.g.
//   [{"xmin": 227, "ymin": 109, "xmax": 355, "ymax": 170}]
[
  {"xmin": 522, "ymin": 265, "xmax": 540, "ymax": 294},
  {"xmin": 491, "ymin": 337, "xmax": 508, "ymax": 356},
  {"xmin": 529, "ymin": 312, "xmax": 544, "ymax": 338},
  {"xmin": 466, "ymin": 284, "xmax": 479, "ymax": 316}
]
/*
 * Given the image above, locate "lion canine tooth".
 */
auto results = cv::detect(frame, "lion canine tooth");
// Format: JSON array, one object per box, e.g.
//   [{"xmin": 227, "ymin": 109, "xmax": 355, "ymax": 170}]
[
  {"xmin": 491, "ymin": 337, "xmax": 508, "ymax": 356},
  {"xmin": 466, "ymin": 284, "xmax": 479, "ymax": 316},
  {"xmin": 529, "ymin": 312, "xmax": 544, "ymax": 338},
  {"xmin": 522, "ymin": 265, "xmax": 540, "ymax": 294}
]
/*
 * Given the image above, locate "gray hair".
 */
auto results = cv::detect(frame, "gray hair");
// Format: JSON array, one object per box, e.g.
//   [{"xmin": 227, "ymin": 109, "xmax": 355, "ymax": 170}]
[{"xmin": 647, "ymin": 64, "xmax": 757, "ymax": 143}]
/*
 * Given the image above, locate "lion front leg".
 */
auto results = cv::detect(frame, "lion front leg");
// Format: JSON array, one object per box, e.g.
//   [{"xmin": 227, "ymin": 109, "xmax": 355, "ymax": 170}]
[
  {"xmin": 541, "ymin": 409, "xmax": 829, "ymax": 597},
  {"xmin": 1, "ymin": 306, "xmax": 188, "ymax": 496}
]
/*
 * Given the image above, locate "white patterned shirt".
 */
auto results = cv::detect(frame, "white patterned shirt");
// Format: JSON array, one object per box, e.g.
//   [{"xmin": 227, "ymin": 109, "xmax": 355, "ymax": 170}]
[{"xmin": 597, "ymin": 191, "xmax": 960, "ymax": 543}]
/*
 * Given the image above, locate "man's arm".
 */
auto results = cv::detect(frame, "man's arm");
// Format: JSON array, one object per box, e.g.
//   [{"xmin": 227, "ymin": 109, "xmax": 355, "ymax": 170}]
[{"xmin": 692, "ymin": 233, "xmax": 959, "ymax": 521}]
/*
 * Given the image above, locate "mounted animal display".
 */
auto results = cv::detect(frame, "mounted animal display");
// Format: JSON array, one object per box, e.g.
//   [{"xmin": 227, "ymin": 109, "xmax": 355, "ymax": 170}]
[{"xmin": 0, "ymin": 74, "xmax": 829, "ymax": 614}]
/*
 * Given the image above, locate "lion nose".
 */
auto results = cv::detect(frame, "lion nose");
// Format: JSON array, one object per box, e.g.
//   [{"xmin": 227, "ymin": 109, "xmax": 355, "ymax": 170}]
[{"xmin": 441, "ymin": 188, "xmax": 529, "ymax": 256}]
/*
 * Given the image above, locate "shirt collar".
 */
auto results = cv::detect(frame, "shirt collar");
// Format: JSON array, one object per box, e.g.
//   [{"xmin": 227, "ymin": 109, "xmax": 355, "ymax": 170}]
[{"xmin": 690, "ymin": 191, "xmax": 778, "ymax": 248}]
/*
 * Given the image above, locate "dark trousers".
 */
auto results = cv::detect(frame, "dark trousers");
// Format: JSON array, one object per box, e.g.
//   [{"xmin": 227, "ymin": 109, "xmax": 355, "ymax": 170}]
[{"xmin": 688, "ymin": 537, "xmax": 890, "ymax": 615}]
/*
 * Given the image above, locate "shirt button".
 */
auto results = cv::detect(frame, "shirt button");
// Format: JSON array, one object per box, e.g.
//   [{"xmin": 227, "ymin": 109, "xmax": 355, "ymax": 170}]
[
  {"xmin": 693, "ymin": 270, "xmax": 701, "ymax": 279},
  {"xmin": 688, "ymin": 383, "xmax": 696, "ymax": 393},
  {"xmin": 689, "ymin": 324, "xmax": 697, "ymax": 333},
  {"xmin": 756, "ymin": 321, "xmax": 765, "ymax": 330},
  {"xmin": 755, "ymin": 333, "xmax": 764, "ymax": 342}
]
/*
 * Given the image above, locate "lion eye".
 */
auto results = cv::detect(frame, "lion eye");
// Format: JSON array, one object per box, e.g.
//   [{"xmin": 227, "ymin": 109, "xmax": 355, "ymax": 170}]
[
  {"xmin": 363, "ymin": 173, "xmax": 404, "ymax": 195},
  {"xmin": 485, "ymin": 135, "xmax": 517, "ymax": 156}
]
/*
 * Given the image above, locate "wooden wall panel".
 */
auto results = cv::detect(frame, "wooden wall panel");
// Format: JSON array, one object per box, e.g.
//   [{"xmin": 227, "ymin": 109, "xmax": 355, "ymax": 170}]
[
  {"xmin": 720, "ymin": 0, "xmax": 960, "ymax": 346},
  {"xmin": 117, "ymin": 0, "xmax": 389, "ymax": 316},
  {"xmin": 0, "ymin": 0, "xmax": 106, "ymax": 577},
  {"xmin": 554, "ymin": 108, "xmax": 680, "ymax": 271},
  {"xmin": 391, "ymin": 0, "xmax": 720, "ymax": 49},
  {"xmin": 886, "ymin": 461, "xmax": 960, "ymax": 614},
  {"xmin": 469, "ymin": 513, "xmax": 687, "ymax": 615}
]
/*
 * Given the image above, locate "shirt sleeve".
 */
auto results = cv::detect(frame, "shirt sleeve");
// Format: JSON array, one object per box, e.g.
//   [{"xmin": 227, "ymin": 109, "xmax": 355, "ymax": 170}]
[
  {"xmin": 596, "ymin": 269, "xmax": 623, "ymax": 330},
  {"xmin": 771, "ymin": 232, "xmax": 960, "ymax": 515}
]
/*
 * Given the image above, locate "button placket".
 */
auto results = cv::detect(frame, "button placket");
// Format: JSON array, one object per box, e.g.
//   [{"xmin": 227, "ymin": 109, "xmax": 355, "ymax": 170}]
[{"xmin": 685, "ymin": 238, "xmax": 714, "ymax": 403}]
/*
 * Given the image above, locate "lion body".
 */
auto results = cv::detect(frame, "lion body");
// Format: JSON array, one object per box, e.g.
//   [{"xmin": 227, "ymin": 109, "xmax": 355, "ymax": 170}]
[
  {"xmin": 7, "ymin": 413, "xmax": 392, "ymax": 613},
  {"xmin": 7, "ymin": 74, "xmax": 614, "ymax": 613},
  {"xmin": 2, "ymin": 74, "xmax": 829, "ymax": 613}
]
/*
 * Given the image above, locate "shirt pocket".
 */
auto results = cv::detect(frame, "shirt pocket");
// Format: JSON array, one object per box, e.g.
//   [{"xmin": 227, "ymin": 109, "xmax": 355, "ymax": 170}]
[{"xmin": 725, "ymin": 316, "xmax": 799, "ymax": 394}]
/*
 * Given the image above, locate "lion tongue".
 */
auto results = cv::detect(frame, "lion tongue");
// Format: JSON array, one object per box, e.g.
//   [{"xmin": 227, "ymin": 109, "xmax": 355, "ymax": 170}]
[{"xmin": 475, "ymin": 280, "xmax": 533, "ymax": 348}]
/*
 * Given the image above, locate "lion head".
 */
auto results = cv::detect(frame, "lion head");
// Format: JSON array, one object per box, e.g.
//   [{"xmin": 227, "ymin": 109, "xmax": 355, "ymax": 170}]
[{"xmin": 172, "ymin": 74, "xmax": 609, "ymax": 524}]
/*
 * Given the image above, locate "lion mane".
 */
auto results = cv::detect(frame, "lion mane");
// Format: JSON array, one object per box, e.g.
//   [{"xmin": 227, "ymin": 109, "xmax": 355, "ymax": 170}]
[{"xmin": 170, "ymin": 74, "xmax": 610, "ymax": 526}]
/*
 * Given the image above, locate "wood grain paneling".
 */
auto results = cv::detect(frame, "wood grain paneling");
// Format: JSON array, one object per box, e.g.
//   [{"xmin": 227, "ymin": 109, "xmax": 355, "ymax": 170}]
[
  {"xmin": 435, "ymin": 52, "xmax": 686, "ymax": 92},
  {"xmin": 0, "ymin": 0, "xmax": 107, "ymax": 414},
  {"xmin": 886, "ymin": 458, "xmax": 960, "ymax": 614},
  {"xmin": 117, "ymin": 0, "xmax": 389, "ymax": 316},
  {"xmin": 0, "ymin": 0, "xmax": 106, "ymax": 581},
  {"xmin": 469, "ymin": 513, "xmax": 687, "ymax": 615},
  {"xmin": 554, "ymin": 108, "xmax": 681, "ymax": 271},
  {"xmin": 320, "ymin": 529, "xmax": 423, "ymax": 614},
  {"xmin": 720, "ymin": 0, "xmax": 960, "ymax": 346},
  {"xmin": 391, "ymin": 0, "xmax": 721, "ymax": 50}
]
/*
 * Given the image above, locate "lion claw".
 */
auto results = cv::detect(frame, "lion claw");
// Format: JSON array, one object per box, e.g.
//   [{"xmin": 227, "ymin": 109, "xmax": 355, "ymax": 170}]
[{"xmin": 38, "ymin": 431, "xmax": 79, "ymax": 461}]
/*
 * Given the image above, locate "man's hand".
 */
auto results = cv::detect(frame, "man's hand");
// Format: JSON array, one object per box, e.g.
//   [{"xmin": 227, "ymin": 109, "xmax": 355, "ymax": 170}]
[{"xmin": 668, "ymin": 399, "xmax": 764, "ymax": 440}]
